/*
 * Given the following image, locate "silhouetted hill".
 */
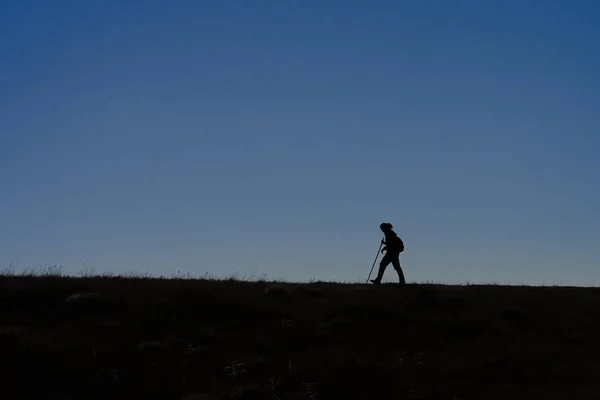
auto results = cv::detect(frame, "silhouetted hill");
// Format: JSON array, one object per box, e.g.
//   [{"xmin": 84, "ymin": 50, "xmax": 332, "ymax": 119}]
[{"xmin": 1, "ymin": 274, "xmax": 599, "ymax": 399}]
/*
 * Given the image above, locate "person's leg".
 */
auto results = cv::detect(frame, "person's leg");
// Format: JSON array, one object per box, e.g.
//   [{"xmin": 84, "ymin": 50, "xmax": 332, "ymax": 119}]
[
  {"xmin": 371, "ymin": 252, "xmax": 391, "ymax": 284},
  {"xmin": 391, "ymin": 254, "xmax": 406, "ymax": 284}
]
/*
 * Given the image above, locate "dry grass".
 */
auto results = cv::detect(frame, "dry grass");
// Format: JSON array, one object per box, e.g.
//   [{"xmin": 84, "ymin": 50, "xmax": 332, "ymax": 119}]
[{"xmin": 0, "ymin": 273, "xmax": 599, "ymax": 399}]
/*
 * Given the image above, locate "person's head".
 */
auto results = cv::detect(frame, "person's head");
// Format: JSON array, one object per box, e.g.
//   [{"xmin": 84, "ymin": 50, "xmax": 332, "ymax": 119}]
[{"xmin": 380, "ymin": 222, "xmax": 393, "ymax": 233}]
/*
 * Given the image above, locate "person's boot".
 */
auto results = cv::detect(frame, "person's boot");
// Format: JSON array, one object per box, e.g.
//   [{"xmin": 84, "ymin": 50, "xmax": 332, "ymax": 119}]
[
  {"xmin": 397, "ymin": 270, "xmax": 406, "ymax": 285},
  {"xmin": 396, "ymin": 269, "xmax": 406, "ymax": 285},
  {"xmin": 370, "ymin": 278, "xmax": 381, "ymax": 285}
]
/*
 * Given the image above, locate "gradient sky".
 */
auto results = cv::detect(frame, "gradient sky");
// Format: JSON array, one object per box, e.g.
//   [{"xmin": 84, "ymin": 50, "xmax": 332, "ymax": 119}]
[{"xmin": 1, "ymin": 1, "xmax": 599, "ymax": 285}]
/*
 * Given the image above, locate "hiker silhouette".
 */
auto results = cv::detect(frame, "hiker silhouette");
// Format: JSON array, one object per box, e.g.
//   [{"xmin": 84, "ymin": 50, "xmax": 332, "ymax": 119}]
[{"xmin": 371, "ymin": 222, "xmax": 406, "ymax": 285}]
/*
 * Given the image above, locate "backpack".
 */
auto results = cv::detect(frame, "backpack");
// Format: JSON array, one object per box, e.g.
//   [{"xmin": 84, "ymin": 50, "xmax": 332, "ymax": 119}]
[{"xmin": 396, "ymin": 235, "xmax": 405, "ymax": 253}]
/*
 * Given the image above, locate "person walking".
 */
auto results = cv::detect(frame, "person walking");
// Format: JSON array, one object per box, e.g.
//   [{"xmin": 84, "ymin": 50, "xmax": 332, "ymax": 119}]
[{"xmin": 370, "ymin": 222, "xmax": 406, "ymax": 285}]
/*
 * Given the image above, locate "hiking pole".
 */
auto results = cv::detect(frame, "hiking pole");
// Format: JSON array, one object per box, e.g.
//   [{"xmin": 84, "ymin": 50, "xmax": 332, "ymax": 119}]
[{"xmin": 366, "ymin": 239, "xmax": 384, "ymax": 283}]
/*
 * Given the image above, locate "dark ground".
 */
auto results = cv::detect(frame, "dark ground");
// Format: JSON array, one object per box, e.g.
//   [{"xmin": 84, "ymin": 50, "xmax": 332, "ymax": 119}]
[{"xmin": 1, "ymin": 275, "xmax": 599, "ymax": 399}]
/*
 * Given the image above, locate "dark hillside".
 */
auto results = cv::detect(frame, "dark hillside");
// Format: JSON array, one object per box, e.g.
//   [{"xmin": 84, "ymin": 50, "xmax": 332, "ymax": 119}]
[{"xmin": 1, "ymin": 276, "xmax": 599, "ymax": 399}]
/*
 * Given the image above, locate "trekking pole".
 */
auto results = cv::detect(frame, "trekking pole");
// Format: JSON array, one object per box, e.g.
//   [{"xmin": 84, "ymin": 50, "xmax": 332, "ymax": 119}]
[{"xmin": 366, "ymin": 239, "xmax": 384, "ymax": 283}]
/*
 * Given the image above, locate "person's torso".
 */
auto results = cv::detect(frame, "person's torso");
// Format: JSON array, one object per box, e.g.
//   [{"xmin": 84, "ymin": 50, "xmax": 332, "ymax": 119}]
[{"xmin": 385, "ymin": 231, "xmax": 402, "ymax": 251}]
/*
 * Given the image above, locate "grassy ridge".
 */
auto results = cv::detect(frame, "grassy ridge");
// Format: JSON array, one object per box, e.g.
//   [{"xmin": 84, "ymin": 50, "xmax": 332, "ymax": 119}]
[{"xmin": 1, "ymin": 274, "xmax": 599, "ymax": 399}]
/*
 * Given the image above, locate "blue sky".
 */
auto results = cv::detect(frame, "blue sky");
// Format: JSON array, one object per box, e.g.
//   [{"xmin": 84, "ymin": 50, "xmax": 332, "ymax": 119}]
[{"xmin": 1, "ymin": 0, "xmax": 599, "ymax": 285}]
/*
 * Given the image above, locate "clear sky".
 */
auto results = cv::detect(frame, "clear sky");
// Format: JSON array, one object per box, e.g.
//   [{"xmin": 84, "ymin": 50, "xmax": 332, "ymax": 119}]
[{"xmin": 1, "ymin": 1, "xmax": 599, "ymax": 285}]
